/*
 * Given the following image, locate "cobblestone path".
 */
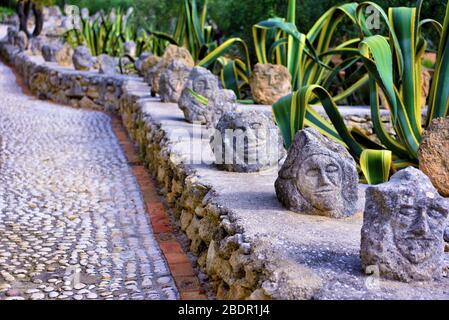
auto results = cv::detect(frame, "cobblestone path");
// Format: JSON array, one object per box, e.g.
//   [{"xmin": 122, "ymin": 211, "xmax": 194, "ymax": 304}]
[{"xmin": 0, "ymin": 60, "xmax": 179, "ymax": 300}]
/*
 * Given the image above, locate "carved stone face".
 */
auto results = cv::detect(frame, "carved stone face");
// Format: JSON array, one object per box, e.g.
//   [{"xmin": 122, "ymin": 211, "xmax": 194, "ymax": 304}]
[
  {"xmin": 149, "ymin": 45, "xmax": 194, "ymax": 94},
  {"xmin": 178, "ymin": 67, "xmax": 235, "ymax": 126},
  {"xmin": 275, "ymin": 128, "xmax": 359, "ymax": 218},
  {"xmin": 296, "ymin": 154, "xmax": 343, "ymax": 212},
  {"xmin": 250, "ymin": 63, "xmax": 292, "ymax": 105},
  {"xmin": 211, "ymin": 90, "xmax": 237, "ymax": 125},
  {"xmin": 159, "ymin": 61, "xmax": 192, "ymax": 103},
  {"xmin": 361, "ymin": 167, "xmax": 449, "ymax": 282},
  {"xmin": 211, "ymin": 111, "xmax": 285, "ymax": 172},
  {"xmin": 392, "ymin": 190, "xmax": 448, "ymax": 264},
  {"xmin": 193, "ymin": 75, "xmax": 218, "ymax": 99}
]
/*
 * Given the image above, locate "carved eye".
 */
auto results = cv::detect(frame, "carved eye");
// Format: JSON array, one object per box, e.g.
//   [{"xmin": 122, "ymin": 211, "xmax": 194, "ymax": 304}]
[
  {"xmin": 428, "ymin": 208, "xmax": 445, "ymax": 220},
  {"xmin": 326, "ymin": 164, "xmax": 339, "ymax": 173},
  {"xmin": 306, "ymin": 168, "xmax": 320, "ymax": 177},
  {"xmin": 250, "ymin": 122, "xmax": 262, "ymax": 130},
  {"xmin": 399, "ymin": 206, "xmax": 417, "ymax": 216}
]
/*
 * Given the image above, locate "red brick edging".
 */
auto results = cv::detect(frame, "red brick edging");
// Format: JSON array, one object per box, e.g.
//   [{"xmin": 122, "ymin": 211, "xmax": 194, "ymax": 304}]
[{"xmin": 111, "ymin": 115, "xmax": 208, "ymax": 300}]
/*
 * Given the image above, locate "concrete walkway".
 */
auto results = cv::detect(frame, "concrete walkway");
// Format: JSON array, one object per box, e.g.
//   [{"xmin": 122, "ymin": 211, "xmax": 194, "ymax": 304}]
[{"xmin": 0, "ymin": 57, "xmax": 178, "ymax": 300}]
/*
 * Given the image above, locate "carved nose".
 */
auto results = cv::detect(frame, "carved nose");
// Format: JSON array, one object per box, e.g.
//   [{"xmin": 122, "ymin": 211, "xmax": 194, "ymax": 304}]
[
  {"xmin": 318, "ymin": 170, "xmax": 332, "ymax": 187},
  {"xmin": 411, "ymin": 212, "xmax": 430, "ymax": 237}
]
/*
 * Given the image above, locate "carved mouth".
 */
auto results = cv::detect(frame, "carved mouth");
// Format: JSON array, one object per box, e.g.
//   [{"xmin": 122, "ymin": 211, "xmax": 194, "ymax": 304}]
[
  {"xmin": 314, "ymin": 189, "xmax": 335, "ymax": 194},
  {"xmin": 404, "ymin": 237, "xmax": 435, "ymax": 241}
]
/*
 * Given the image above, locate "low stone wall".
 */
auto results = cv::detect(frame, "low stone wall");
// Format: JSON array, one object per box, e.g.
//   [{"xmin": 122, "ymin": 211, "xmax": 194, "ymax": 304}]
[
  {"xmin": 2, "ymin": 35, "xmax": 447, "ymax": 300},
  {"xmin": 0, "ymin": 42, "xmax": 136, "ymax": 112},
  {"xmin": 119, "ymin": 83, "xmax": 265, "ymax": 299}
]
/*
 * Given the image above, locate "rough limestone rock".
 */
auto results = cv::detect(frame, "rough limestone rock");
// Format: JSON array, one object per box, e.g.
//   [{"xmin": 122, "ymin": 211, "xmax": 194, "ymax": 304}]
[
  {"xmin": 135, "ymin": 51, "xmax": 152, "ymax": 75},
  {"xmin": 361, "ymin": 167, "xmax": 449, "ymax": 282},
  {"xmin": 16, "ymin": 31, "xmax": 28, "ymax": 51},
  {"xmin": 7, "ymin": 27, "xmax": 18, "ymax": 45},
  {"xmin": 29, "ymin": 36, "xmax": 47, "ymax": 55},
  {"xmin": 275, "ymin": 128, "xmax": 359, "ymax": 218},
  {"xmin": 211, "ymin": 111, "xmax": 286, "ymax": 172},
  {"xmin": 211, "ymin": 89, "xmax": 238, "ymax": 124},
  {"xmin": 178, "ymin": 67, "xmax": 237, "ymax": 126},
  {"xmin": 72, "ymin": 45, "xmax": 94, "ymax": 71},
  {"xmin": 159, "ymin": 60, "xmax": 192, "ymax": 103},
  {"xmin": 98, "ymin": 54, "xmax": 117, "ymax": 75},
  {"xmin": 142, "ymin": 55, "xmax": 161, "ymax": 81},
  {"xmin": 55, "ymin": 43, "xmax": 74, "ymax": 67},
  {"xmin": 419, "ymin": 117, "xmax": 449, "ymax": 197},
  {"xmin": 421, "ymin": 69, "xmax": 432, "ymax": 107},
  {"xmin": 444, "ymin": 228, "xmax": 449, "ymax": 243},
  {"xmin": 41, "ymin": 43, "xmax": 62, "ymax": 62},
  {"xmin": 150, "ymin": 44, "xmax": 194, "ymax": 94},
  {"xmin": 250, "ymin": 63, "xmax": 292, "ymax": 105}
]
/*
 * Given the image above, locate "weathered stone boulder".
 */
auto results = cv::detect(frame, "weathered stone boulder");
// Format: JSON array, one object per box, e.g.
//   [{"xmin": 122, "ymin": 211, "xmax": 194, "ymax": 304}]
[
  {"xmin": 1, "ymin": 13, "xmax": 18, "ymax": 26},
  {"xmin": 55, "ymin": 43, "xmax": 74, "ymax": 67},
  {"xmin": 7, "ymin": 27, "xmax": 18, "ymax": 45},
  {"xmin": 42, "ymin": 43, "xmax": 62, "ymax": 62},
  {"xmin": 275, "ymin": 128, "xmax": 359, "ymax": 218},
  {"xmin": 159, "ymin": 60, "xmax": 192, "ymax": 103},
  {"xmin": 250, "ymin": 63, "xmax": 292, "ymax": 105},
  {"xmin": 141, "ymin": 55, "xmax": 161, "ymax": 80},
  {"xmin": 211, "ymin": 110, "xmax": 286, "ymax": 172},
  {"xmin": 16, "ymin": 31, "xmax": 28, "ymax": 51},
  {"xmin": 98, "ymin": 54, "xmax": 118, "ymax": 75},
  {"xmin": 211, "ymin": 89, "xmax": 238, "ymax": 124},
  {"xmin": 419, "ymin": 117, "xmax": 449, "ymax": 197},
  {"xmin": 361, "ymin": 167, "xmax": 449, "ymax": 282},
  {"xmin": 29, "ymin": 36, "xmax": 47, "ymax": 56},
  {"xmin": 178, "ymin": 66, "xmax": 237, "ymax": 126},
  {"xmin": 150, "ymin": 44, "xmax": 194, "ymax": 94},
  {"xmin": 135, "ymin": 51, "xmax": 152, "ymax": 75},
  {"xmin": 421, "ymin": 69, "xmax": 432, "ymax": 107},
  {"xmin": 72, "ymin": 45, "xmax": 94, "ymax": 71}
]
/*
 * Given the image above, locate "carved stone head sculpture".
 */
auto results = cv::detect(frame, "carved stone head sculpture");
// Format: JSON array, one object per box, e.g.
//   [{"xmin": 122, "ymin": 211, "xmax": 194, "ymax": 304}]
[
  {"xmin": 159, "ymin": 60, "xmax": 192, "ymax": 103},
  {"xmin": 211, "ymin": 111, "xmax": 286, "ymax": 172},
  {"xmin": 210, "ymin": 89, "xmax": 238, "ymax": 125},
  {"xmin": 361, "ymin": 167, "xmax": 449, "ymax": 282},
  {"xmin": 250, "ymin": 63, "xmax": 292, "ymax": 105},
  {"xmin": 7, "ymin": 27, "xmax": 18, "ymax": 45},
  {"xmin": 150, "ymin": 44, "xmax": 195, "ymax": 95},
  {"xmin": 275, "ymin": 128, "xmax": 359, "ymax": 218},
  {"xmin": 178, "ymin": 67, "xmax": 237, "ymax": 127},
  {"xmin": 72, "ymin": 45, "xmax": 94, "ymax": 71},
  {"xmin": 135, "ymin": 51, "xmax": 153, "ymax": 75}
]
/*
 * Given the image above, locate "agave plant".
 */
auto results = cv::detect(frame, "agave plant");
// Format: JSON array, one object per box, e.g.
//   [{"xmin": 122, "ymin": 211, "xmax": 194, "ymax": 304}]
[
  {"xmin": 150, "ymin": 0, "xmax": 217, "ymax": 62},
  {"xmin": 273, "ymin": 0, "xmax": 449, "ymax": 184},
  {"xmin": 198, "ymin": 0, "xmax": 369, "ymax": 102},
  {"xmin": 64, "ymin": 7, "xmax": 168, "ymax": 58},
  {"xmin": 254, "ymin": 0, "xmax": 368, "ymax": 96}
]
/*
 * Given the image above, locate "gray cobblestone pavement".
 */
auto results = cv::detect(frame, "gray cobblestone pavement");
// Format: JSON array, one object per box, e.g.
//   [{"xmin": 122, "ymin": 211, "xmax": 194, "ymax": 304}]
[{"xmin": 0, "ymin": 60, "xmax": 179, "ymax": 300}]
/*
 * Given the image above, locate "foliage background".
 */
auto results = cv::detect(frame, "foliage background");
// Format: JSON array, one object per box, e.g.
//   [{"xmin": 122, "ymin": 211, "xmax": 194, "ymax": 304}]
[{"xmin": 1, "ymin": 0, "xmax": 447, "ymax": 51}]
